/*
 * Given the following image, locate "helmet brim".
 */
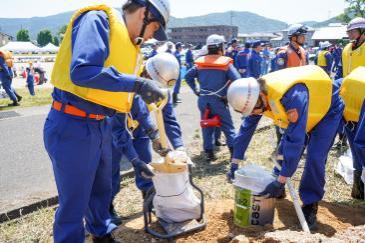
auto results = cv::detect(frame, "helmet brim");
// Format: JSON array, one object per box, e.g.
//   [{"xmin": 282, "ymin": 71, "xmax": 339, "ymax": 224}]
[{"xmin": 154, "ymin": 25, "xmax": 168, "ymax": 41}]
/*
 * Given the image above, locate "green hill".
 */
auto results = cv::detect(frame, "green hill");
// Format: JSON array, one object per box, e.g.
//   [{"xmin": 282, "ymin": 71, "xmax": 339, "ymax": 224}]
[{"xmin": 0, "ymin": 9, "xmax": 339, "ymax": 41}]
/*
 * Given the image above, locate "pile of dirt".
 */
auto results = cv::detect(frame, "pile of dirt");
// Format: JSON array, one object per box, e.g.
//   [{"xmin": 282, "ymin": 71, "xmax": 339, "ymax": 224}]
[{"xmin": 110, "ymin": 198, "xmax": 365, "ymax": 242}]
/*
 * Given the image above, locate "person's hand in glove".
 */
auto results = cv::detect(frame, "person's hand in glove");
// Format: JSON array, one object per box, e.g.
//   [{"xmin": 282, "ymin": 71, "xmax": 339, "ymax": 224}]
[
  {"xmin": 152, "ymin": 138, "xmax": 171, "ymax": 157},
  {"xmin": 133, "ymin": 77, "xmax": 166, "ymax": 104},
  {"xmin": 227, "ymin": 162, "xmax": 239, "ymax": 183},
  {"xmin": 259, "ymin": 180, "xmax": 285, "ymax": 198},
  {"xmin": 131, "ymin": 158, "xmax": 155, "ymax": 179}
]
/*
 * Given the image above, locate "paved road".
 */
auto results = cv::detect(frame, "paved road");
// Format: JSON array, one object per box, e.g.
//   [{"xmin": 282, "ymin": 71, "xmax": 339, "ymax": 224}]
[{"xmin": 0, "ymin": 86, "xmax": 270, "ymax": 213}]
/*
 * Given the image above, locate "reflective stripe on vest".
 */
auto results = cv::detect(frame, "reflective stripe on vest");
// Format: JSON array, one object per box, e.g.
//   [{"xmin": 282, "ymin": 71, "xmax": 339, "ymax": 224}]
[
  {"xmin": 340, "ymin": 67, "xmax": 365, "ymax": 122},
  {"xmin": 342, "ymin": 42, "xmax": 365, "ymax": 77},
  {"xmin": 317, "ymin": 50, "xmax": 329, "ymax": 67},
  {"xmin": 51, "ymin": 4, "xmax": 142, "ymax": 112},
  {"xmin": 263, "ymin": 65, "xmax": 332, "ymax": 132}
]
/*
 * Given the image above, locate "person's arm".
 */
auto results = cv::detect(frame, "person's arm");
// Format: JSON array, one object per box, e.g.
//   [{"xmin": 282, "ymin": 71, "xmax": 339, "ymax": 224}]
[
  {"xmin": 233, "ymin": 115, "xmax": 262, "ymax": 160},
  {"xmin": 163, "ymin": 93, "xmax": 184, "ymax": 149},
  {"xmin": 110, "ymin": 114, "xmax": 139, "ymax": 161},
  {"xmin": 0, "ymin": 58, "xmax": 11, "ymax": 78},
  {"xmin": 275, "ymin": 52, "xmax": 287, "ymax": 70},
  {"xmin": 70, "ymin": 11, "xmax": 136, "ymax": 92},
  {"xmin": 226, "ymin": 64, "xmax": 241, "ymax": 81},
  {"xmin": 278, "ymin": 84, "xmax": 308, "ymax": 178},
  {"xmin": 325, "ymin": 53, "xmax": 333, "ymax": 73},
  {"xmin": 184, "ymin": 66, "xmax": 199, "ymax": 94}
]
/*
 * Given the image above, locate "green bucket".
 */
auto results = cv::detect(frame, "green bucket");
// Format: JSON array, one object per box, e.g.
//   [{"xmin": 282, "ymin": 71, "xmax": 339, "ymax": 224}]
[{"xmin": 234, "ymin": 186, "xmax": 275, "ymax": 227}]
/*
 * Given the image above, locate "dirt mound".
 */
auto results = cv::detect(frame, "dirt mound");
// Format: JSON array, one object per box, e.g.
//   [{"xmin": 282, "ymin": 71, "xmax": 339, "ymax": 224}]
[{"xmin": 110, "ymin": 199, "xmax": 365, "ymax": 242}]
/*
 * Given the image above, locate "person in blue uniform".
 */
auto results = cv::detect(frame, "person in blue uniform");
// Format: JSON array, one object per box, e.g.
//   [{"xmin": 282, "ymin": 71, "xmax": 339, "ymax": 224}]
[
  {"xmin": 0, "ymin": 51, "xmax": 21, "ymax": 106},
  {"xmin": 109, "ymin": 52, "xmax": 184, "ymax": 221},
  {"xmin": 172, "ymin": 42, "xmax": 183, "ymax": 104},
  {"xmin": 315, "ymin": 41, "xmax": 333, "ymax": 75},
  {"xmin": 247, "ymin": 40, "xmax": 264, "ymax": 79},
  {"xmin": 26, "ymin": 67, "xmax": 35, "ymax": 96},
  {"xmin": 185, "ymin": 44, "xmax": 194, "ymax": 71},
  {"xmin": 227, "ymin": 66, "xmax": 344, "ymax": 229},
  {"xmin": 43, "ymin": 1, "xmax": 171, "ymax": 242},
  {"xmin": 185, "ymin": 34, "xmax": 240, "ymax": 161},
  {"xmin": 235, "ymin": 41, "xmax": 251, "ymax": 77},
  {"xmin": 332, "ymin": 44, "xmax": 343, "ymax": 74},
  {"xmin": 226, "ymin": 38, "xmax": 239, "ymax": 66}
]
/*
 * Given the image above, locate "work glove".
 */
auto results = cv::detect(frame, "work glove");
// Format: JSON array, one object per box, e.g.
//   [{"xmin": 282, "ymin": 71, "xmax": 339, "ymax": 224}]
[
  {"xmin": 152, "ymin": 138, "xmax": 171, "ymax": 157},
  {"xmin": 227, "ymin": 162, "xmax": 239, "ymax": 183},
  {"xmin": 133, "ymin": 77, "xmax": 166, "ymax": 104},
  {"xmin": 131, "ymin": 158, "xmax": 155, "ymax": 179},
  {"xmin": 259, "ymin": 180, "xmax": 285, "ymax": 198}
]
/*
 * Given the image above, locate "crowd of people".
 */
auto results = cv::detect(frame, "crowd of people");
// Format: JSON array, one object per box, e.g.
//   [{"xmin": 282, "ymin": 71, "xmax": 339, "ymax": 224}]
[{"xmin": 1, "ymin": 0, "xmax": 364, "ymax": 242}]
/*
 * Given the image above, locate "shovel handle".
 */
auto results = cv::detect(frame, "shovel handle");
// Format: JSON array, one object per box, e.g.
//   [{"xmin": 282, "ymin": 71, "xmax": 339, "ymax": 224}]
[
  {"xmin": 271, "ymin": 157, "xmax": 311, "ymax": 233},
  {"xmin": 154, "ymin": 89, "xmax": 169, "ymax": 149}
]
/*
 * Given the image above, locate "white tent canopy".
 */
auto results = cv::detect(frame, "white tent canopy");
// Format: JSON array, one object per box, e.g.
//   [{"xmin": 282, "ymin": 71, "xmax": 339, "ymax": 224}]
[
  {"xmin": 0, "ymin": 41, "xmax": 40, "ymax": 53},
  {"xmin": 311, "ymin": 25, "xmax": 348, "ymax": 40},
  {"xmin": 40, "ymin": 42, "xmax": 59, "ymax": 53}
]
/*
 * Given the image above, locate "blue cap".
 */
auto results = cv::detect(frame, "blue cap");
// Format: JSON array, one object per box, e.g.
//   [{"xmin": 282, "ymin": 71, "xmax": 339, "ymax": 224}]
[
  {"xmin": 244, "ymin": 41, "xmax": 252, "ymax": 48},
  {"xmin": 252, "ymin": 40, "xmax": 263, "ymax": 48},
  {"xmin": 175, "ymin": 42, "xmax": 183, "ymax": 49}
]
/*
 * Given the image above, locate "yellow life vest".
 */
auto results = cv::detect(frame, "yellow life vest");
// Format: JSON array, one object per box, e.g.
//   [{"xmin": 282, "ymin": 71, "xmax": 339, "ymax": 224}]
[
  {"xmin": 126, "ymin": 99, "xmax": 162, "ymax": 132},
  {"xmin": 51, "ymin": 4, "xmax": 142, "ymax": 112},
  {"xmin": 263, "ymin": 65, "xmax": 332, "ymax": 132},
  {"xmin": 340, "ymin": 67, "xmax": 365, "ymax": 122},
  {"xmin": 317, "ymin": 50, "xmax": 329, "ymax": 67},
  {"xmin": 0, "ymin": 50, "xmax": 13, "ymax": 68},
  {"xmin": 342, "ymin": 42, "xmax": 365, "ymax": 77}
]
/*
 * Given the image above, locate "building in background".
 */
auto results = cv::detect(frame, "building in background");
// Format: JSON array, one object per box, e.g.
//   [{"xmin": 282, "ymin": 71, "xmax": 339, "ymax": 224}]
[
  {"xmin": 0, "ymin": 32, "xmax": 14, "ymax": 47},
  {"xmin": 169, "ymin": 25, "xmax": 238, "ymax": 46},
  {"xmin": 311, "ymin": 23, "xmax": 348, "ymax": 46}
]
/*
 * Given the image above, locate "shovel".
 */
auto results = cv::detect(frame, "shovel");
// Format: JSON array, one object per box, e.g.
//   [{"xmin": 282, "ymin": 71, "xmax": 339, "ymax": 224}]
[
  {"xmin": 150, "ymin": 90, "xmax": 190, "ymax": 173},
  {"xmin": 271, "ymin": 156, "xmax": 311, "ymax": 233}
]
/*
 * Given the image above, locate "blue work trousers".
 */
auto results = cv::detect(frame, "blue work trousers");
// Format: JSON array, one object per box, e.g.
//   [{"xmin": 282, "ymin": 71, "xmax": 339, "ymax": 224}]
[{"xmin": 44, "ymin": 109, "xmax": 116, "ymax": 243}]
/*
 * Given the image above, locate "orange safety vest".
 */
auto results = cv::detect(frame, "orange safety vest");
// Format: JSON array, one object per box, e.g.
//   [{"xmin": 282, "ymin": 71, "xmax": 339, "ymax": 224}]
[
  {"xmin": 278, "ymin": 45, "xmax": 307, "ymax": 68},
  {"xmin": 0, "ymin": 50, "xmax": 13, "ymax": 68},
  {"xmin": 195, "ymin": 55, "xmax": 233, "ymax": 71}
]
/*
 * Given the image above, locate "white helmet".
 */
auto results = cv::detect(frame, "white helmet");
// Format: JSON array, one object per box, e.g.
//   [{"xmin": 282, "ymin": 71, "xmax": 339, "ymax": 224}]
[
  {"xmin": 347, "ymin": 17, "xmax": 365, "ymax": 31},
  {"xmin": 146, "ymin": 52, "xmax": 179, "ymax": 87},
  {"xmin": 132, "ymin": 0, "xmax": 171, "ymax": 42},
  {"xmin": 287, "ymin": 24, "xmax": 308, "ymax": 38},
  {"xmin": 227, "ymin": 78, "xmax": 260, "ymax": 117},
  {"xmin": 320, "ymin": 41, "xmax": 331, "ymax": 49},
  {"xmin": 206, "ymin": 34, "xmax": 226, "ymax": 48}
]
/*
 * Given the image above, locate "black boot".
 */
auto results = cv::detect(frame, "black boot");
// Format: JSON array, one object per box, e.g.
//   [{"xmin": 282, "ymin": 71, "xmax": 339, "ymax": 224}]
[
  {"xmin": 351, "ymin": 170, "xmax": 364, "ymax": 200},
  {"xmin": 302, "ymin": 202, "xmax": 318, "ymax": 230},
  {"xmin": 15, "ymin": 94, "xmax": 22, "ymax": 102},
  {"xmin": 92, "ymin": 233, "xmax": 118, "ymax": 243},
  {"xmin": 205, "ymin": 149, "xmax": 216, "ymax": 161},
  {"xmin": 172, "ymin": 93, "xmax": 182, "ymax": 104},
  {"xmin": 215, "ymin": 140, "xmax": 226, "ymax": 147},
  {"xmin": 8, "ymin": 101, "xmax": 19, "ymax": 106},
  {"xmin": 109, "ymin": 203, "xmax": 123, "ymax": 226}
]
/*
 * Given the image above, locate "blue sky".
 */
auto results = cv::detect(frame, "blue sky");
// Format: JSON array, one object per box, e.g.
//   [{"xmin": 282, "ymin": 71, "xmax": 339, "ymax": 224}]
[{"xmin": 1, "ymin": 0, "xmax": 347, "ymax": 23}]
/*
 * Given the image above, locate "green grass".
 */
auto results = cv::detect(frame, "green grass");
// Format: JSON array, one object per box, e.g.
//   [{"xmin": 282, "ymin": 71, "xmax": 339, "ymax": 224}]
[{"xmin": 0, "ymin": 87, "xmax": 53, "ymax": 111}]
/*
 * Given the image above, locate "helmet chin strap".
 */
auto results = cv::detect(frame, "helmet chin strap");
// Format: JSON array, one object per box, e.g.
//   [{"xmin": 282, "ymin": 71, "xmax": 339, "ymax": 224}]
[{"xmin": 134, "ymin": 2, "xmax": 152, "ymax": 46}]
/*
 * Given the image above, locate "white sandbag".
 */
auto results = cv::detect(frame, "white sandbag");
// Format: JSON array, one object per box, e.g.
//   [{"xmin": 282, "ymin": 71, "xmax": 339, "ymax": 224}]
[
  {"xmin": 336, "ymin": 149, "xmax": 354, "ymax": 185},
  {"xmin": 152, "ymin": 171, "xmax": 201, "ymax": 223}
]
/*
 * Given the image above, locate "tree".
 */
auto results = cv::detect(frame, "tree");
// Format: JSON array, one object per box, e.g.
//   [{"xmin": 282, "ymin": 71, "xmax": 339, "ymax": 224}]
[
  {"xmin": 52, "ymin": 36, "xmax": 60, "ymax": 46},
  {"xmin": 37, "ymin": 29, "xmax": 53, "ymax": 47},
  {"xmin": 339, "ymin": 0, "xmax": 365, "ymax": 22},
  {"xmin": 16, "ymin": 29, "xmax": 30, "ymax": 41},
  {"xmin": 58, "ymin": 25, "xmax": 67, "ymax": 43}
]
